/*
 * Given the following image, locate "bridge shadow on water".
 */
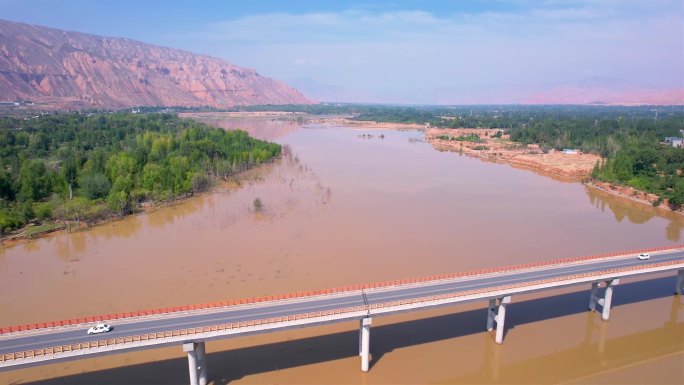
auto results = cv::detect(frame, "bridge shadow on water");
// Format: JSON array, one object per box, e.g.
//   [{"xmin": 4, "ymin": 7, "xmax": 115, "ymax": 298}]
[{"xmin": 21, "ymin": 276, "xmax": 681, "ymax": 385}]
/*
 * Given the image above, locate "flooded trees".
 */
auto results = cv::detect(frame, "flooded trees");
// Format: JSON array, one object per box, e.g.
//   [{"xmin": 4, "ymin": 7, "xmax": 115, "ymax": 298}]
[{"xmin": 0, "ymin": 113, "xmax": 282, "ymax": 233}]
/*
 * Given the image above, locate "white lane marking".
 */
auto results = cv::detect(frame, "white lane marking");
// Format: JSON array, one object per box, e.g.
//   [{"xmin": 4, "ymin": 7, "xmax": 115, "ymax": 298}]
[
  {"xmin": 4, "ymin": 256, "xmax": 681, "ymax": 352},
  {"xmin": 1, "ymin": 297, "xmax": 365, "ymax": 351},
  {"xmin": 370, "ymin": 259, "xmax": 682, "ymax": 302}
]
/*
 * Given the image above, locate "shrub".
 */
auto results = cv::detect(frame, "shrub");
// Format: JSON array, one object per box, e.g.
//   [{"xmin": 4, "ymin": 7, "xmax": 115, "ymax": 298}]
[
  {"xmin": 79, "ymin": 173, "xmax": 112, "ymax": 200},
  {"xmin": 253, "ymin": 198, "xmax": 263, "ymax": 212},
  {"xmin": 0, "ymin": 208, "xmax": 23, "ymax": 233},
  {"xmin": 33, "ymin": 201, "xmax": 54, "ymax": 221},
  {"xmin": 191, "ymin": 173, "xmax": 211, "ymax": 193}
]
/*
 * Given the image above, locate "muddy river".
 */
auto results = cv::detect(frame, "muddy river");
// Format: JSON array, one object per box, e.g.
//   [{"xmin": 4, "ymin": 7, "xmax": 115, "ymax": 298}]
[{"xmin": 1, "ymin": 116, "xmax": 682, "ymax": 384}]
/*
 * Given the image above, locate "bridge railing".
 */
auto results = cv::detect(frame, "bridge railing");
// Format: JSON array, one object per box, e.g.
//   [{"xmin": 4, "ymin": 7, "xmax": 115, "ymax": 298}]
[
  {"xmin": 0, "ymin": 305, "xmax": 368, "ymax": 363},
  {"xmin": 2, "ymin": 259, "xmax": 682, "ymax": 364},
  {"xmin": 1, "ymin": 245, "xmax": 683, "ymax": 335}
]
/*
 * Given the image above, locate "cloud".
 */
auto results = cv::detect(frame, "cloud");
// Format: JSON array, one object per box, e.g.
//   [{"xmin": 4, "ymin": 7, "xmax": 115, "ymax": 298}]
[
  {"xmin": 292, "ymin": 58, "xmax": 320, "ymax": 67},
  {"xmin": 197, "ymin": 10, "xmax": 448, "ymax": 45},
  {"xmin": 185, "ymin": 1, "xmax": 684, "ymax": 103}
]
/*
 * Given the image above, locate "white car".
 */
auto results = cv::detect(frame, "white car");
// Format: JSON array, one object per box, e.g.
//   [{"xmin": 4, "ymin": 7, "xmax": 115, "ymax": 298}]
[
  {"xmin": 87, "ymin": 323, "xmax": 112, "ymax": 335},
  {"xmin": 637, "ymin": 253, "xmax": 650, "ymax": 261}
]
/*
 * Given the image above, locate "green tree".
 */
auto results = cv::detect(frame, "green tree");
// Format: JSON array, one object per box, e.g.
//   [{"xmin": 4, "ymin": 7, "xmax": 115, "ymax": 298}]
[
  {"xmin": 668, "ymin": 181, "xmax": 684, "ymax": 207},
  {"xmin": 79, "ymin": 173, "xmax": 112, "ymax": 200},
  {"xmin": 61, "ymin": 154, "xmax": 79, "ymax": 199},
  {"xmin": 591, "ymin": 160, "xmax": 600, "ymax": 179},
  {"xmin": 0, "ymin": 112, "xmax": 283, "ymax": 226},
  {"xmin": 191, "ymin": 172, "xmax": 211, "ymax": 193},
  {"xmin": 18, "ymin": 160, "xmax": 52, "ymax": 202}
]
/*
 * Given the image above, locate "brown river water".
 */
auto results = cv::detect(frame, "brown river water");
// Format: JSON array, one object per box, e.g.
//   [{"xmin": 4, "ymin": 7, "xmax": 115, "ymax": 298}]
[{"xmin": 1, "ymin": 116, "xmax": 683, "ymax": 384}]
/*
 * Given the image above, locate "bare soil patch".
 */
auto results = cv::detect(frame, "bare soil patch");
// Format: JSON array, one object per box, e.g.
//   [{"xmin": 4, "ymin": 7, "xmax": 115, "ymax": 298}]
[
  {"xmin": 587, "ymin": 180, "xmax": 684, "ymax": 214},
  {"xmin": 309, "ymin": 116, "xmax": 427, "ymax": 130},
  {"xmin": 425, "ymin": 128, "xmax": 602, "ymax": 180}
]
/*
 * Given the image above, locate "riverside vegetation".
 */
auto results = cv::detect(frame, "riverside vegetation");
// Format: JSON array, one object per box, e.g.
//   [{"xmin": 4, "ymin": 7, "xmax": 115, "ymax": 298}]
[
  {"xmin": 0, "ymin": 113, "xmax": 281, "ymax": 236},
  {"xmin": 361, "ymin": 105, "xmax": 684, "ymax": 208},
  {"xmin": 237, "ymin": 104, "xmax": 684, "ymax": 209}
]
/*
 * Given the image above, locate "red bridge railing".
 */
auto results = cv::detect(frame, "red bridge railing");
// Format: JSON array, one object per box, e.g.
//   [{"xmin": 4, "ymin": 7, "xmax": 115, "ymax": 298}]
[
  {"xmin": 1, "ymin": 259, "xmax": 682, "ymax": 363},
  {"xmin": 1, "ymin": 244, "xmax": 682, "ymax": 335}
]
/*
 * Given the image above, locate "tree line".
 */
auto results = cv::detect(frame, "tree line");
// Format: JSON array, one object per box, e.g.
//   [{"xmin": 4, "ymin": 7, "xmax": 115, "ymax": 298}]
[
  {"xmin": 348, "ymin": 104, "xmax": 684, "ymax": 207},
  {"xmin": 88, "ymin": 103, "xmax": 684, "ymax": 210},
  {"xmin": 0, "ymin": 113, "xmax": 281, "ymax": 232}
]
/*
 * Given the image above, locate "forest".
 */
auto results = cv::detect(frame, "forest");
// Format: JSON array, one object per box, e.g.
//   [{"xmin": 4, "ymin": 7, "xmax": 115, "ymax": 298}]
[{"xmin": 0, "ymin": 113, "xmax": 281, "ymax": 233}]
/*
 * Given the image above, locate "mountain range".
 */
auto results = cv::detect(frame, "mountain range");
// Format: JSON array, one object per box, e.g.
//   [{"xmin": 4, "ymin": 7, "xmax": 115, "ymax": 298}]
[
  {"xmin": 0, "ymin": 19, "xmax": 313, "ymax": 109},
  {"xmin": 1, "ymin": 19, "xmax": 680, "ymax": 108}
]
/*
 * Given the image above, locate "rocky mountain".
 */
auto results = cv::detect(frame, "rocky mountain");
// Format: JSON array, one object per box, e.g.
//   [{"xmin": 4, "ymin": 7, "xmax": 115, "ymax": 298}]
[{"xmin": 0, "ymin": 19, "xmax": 313, "ymax": 109}]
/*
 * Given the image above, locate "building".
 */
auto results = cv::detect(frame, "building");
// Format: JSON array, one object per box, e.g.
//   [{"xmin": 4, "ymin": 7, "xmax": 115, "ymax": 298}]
[
  {"xmin": 0, "ymin": 101, "xmax": 20, "ymax": 111},
  {"xmin": 562, "ymin": 149, "xmax": 579, "ymax": 155},
  {"xmin": 664, "ymin": 137, "xmax": 683, "ymax": 148}
]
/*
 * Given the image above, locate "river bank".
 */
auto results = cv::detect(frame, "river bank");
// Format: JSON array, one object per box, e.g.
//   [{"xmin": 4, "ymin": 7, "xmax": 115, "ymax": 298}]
[
  {"xmin": 586, "ymin": 180, "xmax": 684, "ymax": 215},
  {"xmin": 425, "ymin": 127, "xmax": 684, "ymax": 215},
  {"xmin": 1, "ymin": 122, "xmax": 682, "ymax": 385},
  {"xmin": 310, "ymin": 117, "xmax": 601, "ymax": 180},
  {"xmin": 187, "ymin": 111, "xmax": 680, "ymax": 214},
  {"xmin": 0, "ymin": 166, "xmax": 266, "ymax": 248},
  {"xmin": 425, "ymin": 127, "xmax": 601, "ymax": 180}
]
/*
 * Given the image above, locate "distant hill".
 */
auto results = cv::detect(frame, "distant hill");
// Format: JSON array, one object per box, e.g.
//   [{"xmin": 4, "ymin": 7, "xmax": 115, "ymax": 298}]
[
  {"xmin": 524, "ymin": 78, "xmax": 683, "ymax": 106},
  {"xmin": 0, "ymin": 19, "xmax": 313, "ymax": 109}
]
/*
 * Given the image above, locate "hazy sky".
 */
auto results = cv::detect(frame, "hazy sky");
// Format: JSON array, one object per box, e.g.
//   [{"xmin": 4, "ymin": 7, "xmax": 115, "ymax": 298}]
[{"xmin": 2, "ymin": 0, "xmax": 683, "ymax": 103}]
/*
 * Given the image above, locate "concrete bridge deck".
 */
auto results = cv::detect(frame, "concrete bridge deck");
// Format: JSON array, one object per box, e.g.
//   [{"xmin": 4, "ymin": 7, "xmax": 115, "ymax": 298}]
[{"xmin": 1, "ymin": 245, "xmax": 683, "ymax": 385}]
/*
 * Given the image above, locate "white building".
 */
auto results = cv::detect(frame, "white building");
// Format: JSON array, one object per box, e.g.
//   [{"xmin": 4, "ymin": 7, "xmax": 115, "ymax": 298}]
[{"xmin": 664, "ymin": 137, "xmax": 683, "ymax": 148}]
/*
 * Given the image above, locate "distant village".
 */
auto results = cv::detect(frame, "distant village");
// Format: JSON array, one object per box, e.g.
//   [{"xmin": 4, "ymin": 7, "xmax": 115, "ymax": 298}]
[{"xmin": 0, "ymin": 100, "xmax": 34, "ymax": 110}]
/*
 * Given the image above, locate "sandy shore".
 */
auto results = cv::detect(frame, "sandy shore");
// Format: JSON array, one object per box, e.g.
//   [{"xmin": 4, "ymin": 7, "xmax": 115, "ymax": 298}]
[
  {"xmin": 183, "ymin": 112, "xmax": 682, "ymax": 216},
  {"xmin": 310, "ymin": 119, "xmax": 601, "ymax": 180},
  {"xmin": 425, "ymin": 128, "xmax": 601, "ymax": 180},
  {"xmin": 309, "ymin": 116, "xmax": 427, "ymax": 130},
  {"xmin": 187, "ymin": 112, "xmax": 672, "ymax": 208}
]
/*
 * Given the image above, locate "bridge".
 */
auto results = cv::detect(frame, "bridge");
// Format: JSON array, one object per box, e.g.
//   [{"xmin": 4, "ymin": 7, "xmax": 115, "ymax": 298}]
[{"xmin": 1, "ymin": 245, "xmax": 683, "ymax": 385}]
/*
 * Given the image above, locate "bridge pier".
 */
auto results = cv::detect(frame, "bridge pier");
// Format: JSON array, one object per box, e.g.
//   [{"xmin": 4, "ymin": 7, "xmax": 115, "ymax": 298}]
[
  {"xmin": 487, "ymin": 296, "xmax": 511, "ymax": 344},
  {"xmin": 676, "ymin": 270, "xmax": 684, "ymax": 295},
  {"xmin": 183, "ymin": 342, "xmax": 208, "ymax": 385},
  {"xmin": 359, "ymin": 317, "xmax": 372, "ymax": 372},
  {"xmin": 589, "ymin": 279, "xmax": 619, "ymax": 321}
]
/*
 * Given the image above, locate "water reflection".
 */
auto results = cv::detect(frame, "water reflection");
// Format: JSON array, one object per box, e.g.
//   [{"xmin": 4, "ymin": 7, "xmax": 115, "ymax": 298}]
[
  {"xmin": 666, "ymin": 221, "xmax": 684, "ymax": 242},
  {"xmin": 458, "ymin": 286, "xmax": 683, "ymax": 384},
  {"xmin": 97, "ymin": 216, "xmax": 143, "ymax": 239},
  {"xmin": 668, "ymin": 295, "xmax": 682, "ymax": 325},
  {"xmin": 21, "ymin": 238, "xmax": 40, "ymax": 252},
  {"xmin": 145, "ymin": 195, "xmax": 207, "ymax": 229},
  {"xmin": 481, "ymin": 334, "xmax": 503, "ymax": 381},
  {"xmin": 586, "ymin": 185, "xmax": 684, "ymax": 241},
  {"xmin": 471, "ymin": 320, "xmax": 683, "ymax": 384},
  {"xmin": 55, "ymin": 232, "xmax": 87, "ymax": 262},
  {"xmin": 582, "ymin": 311, "xmax": 608, "ymax": 356},
  {"xmin": 50, "ymin": 216, "xmax": 145, "ymax": 262}
]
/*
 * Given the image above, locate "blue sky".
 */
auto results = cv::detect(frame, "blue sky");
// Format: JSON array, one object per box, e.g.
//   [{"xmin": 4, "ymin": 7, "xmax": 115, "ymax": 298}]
[{"xmin": 2, "ymin": 0, "xmax": 683, "ymax": 103}]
